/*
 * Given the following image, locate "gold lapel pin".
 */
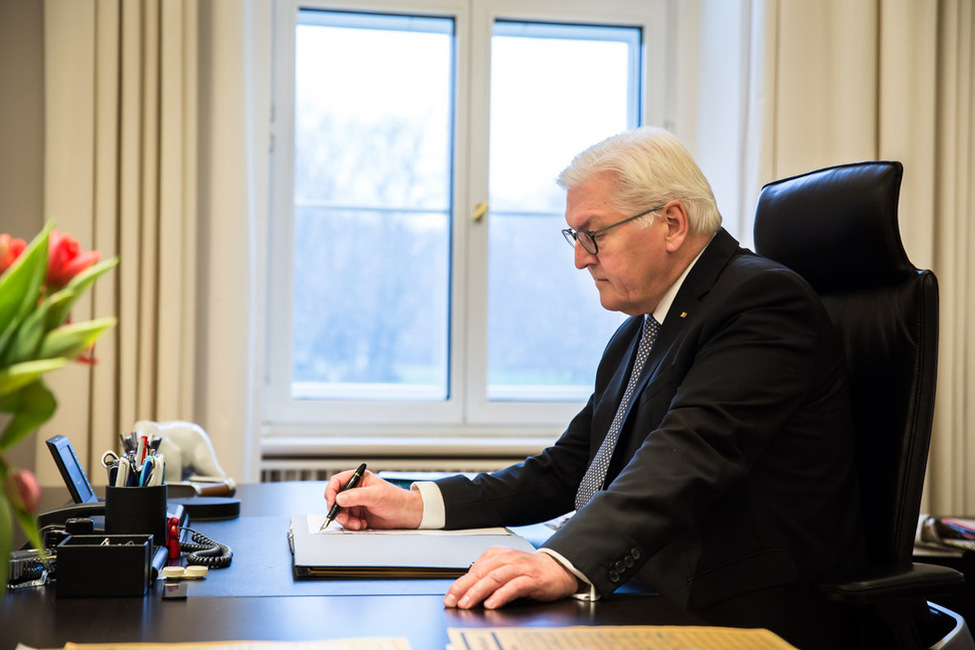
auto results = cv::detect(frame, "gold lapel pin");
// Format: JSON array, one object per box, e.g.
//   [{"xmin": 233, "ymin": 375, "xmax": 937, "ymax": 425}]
[{"xmin": 680, "ymin": 311, "xmax": 687, "ymax": 318}]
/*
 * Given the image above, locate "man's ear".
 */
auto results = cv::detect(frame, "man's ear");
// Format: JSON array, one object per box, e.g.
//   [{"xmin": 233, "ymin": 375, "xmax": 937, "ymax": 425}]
[{"xmin": 662, "ymin": 201, "xmax": 690, "ymax": 252}]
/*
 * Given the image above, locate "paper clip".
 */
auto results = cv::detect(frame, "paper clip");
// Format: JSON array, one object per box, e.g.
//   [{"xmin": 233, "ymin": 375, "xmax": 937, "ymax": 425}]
[{"xmin": 101, "ymin": 450, "xmax": 120, "ymax": 485}]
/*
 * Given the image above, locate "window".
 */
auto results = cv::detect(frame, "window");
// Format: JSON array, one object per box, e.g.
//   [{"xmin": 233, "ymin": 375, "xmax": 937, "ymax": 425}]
[
  {"xmin": 485, "ymin": 21, "xmax": 641, "ymax": 402},
  {"xmin": 267, "ymin": 0, "xmax": 666, "ymax": 439},
  {"xmin": 291, "ymin": 11, "xmax": 453, "ymax": 402}
]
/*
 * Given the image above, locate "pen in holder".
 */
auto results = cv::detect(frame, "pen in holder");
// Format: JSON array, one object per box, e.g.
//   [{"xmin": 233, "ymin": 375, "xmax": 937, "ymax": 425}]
[{"xmin": 104, "ymin": 484, "xmax": 168, "ymax": 546}]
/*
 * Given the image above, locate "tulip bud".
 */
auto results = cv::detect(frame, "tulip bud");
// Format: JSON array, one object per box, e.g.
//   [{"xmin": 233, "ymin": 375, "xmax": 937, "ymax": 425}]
[
  {"xmin": 46, "ymin": 230, "xmax": 101, "ymax": 291},
  {"xmin": 6, "ymin": 468, "xmax": 42, "ymax": 514},
  {"xmin": 0, "ymin": 233, "xmax": 27, "ymax": 275}
]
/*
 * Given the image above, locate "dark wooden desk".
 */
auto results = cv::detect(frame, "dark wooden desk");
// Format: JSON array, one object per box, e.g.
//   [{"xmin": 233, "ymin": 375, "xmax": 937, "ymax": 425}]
[{"xmin": 1, "ymin": 482, "xmax": 699, "ymax": 649}]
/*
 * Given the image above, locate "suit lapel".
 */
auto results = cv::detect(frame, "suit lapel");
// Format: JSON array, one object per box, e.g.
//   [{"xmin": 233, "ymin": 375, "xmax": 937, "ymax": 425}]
[
  {"xmin": 590, "ymin": 229, "xmax": 744, "ymax": 464},
  {"xmin": 622, "ymin": 229, "xmax": 742, "ymax": 424}
]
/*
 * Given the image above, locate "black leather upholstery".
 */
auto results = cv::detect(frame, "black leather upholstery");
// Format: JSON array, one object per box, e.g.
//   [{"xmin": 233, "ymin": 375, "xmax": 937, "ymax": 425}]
[
  {"xmin": 754, "ymin": 161, "xmax": 965, "ymax": 646},
  {"xmin": 754, "ymin": 162, "xmax": 915, "ymax": 293}
]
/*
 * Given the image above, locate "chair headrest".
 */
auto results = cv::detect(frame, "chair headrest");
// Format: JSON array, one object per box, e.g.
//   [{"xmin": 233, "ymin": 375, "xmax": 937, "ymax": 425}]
[{"xmin": 753, "ymin": 161, "xmax": 916, "ymax": 294}]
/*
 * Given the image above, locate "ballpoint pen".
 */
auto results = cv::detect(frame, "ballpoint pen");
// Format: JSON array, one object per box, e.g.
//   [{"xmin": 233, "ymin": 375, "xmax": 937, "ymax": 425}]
[
  {"xmin": 321, "ymin": 462, "xmax": 367, "ymax": 531},
  {"xmin": 115, "ymin": 457, "xmax": 131, "ymax": 487},
  {"xmin": 139, "ymin": 456, "xmax": 156, "ymax": 486},
  {"xmin": 137, "ymin": 434, "xmax": 148, "ymax": 467}
]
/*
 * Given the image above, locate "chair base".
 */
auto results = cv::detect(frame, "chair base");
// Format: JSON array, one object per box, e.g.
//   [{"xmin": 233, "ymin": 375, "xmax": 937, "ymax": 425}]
[
  {"xmin": 929, "ymin": 602, "xmax": 975, "ymax": 650},
  {"xmin": 851, "ymin": 600, "xmax": 973, "ymax": 648}
]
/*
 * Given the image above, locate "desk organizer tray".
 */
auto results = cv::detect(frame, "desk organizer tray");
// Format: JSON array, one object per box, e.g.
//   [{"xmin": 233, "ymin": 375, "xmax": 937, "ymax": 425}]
[{"xmin": 56, "ymin": 534, "xmax": 152, "ymax": 597}]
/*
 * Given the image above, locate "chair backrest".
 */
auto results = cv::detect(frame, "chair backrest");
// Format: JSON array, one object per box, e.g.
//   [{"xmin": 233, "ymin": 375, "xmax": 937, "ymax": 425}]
[{"xmin": 753, "ymin": 161, "xmax": 939, "ymax": 567}]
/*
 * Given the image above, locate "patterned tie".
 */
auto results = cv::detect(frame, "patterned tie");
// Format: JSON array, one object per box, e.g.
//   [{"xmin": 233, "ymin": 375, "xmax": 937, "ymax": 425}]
[{"xmin": 575, "ymin": 315, "xmax": 660, "ymax": 509}]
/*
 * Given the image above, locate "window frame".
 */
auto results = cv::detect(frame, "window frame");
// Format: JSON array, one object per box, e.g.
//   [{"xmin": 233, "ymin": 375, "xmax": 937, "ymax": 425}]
[{"xmin": 265, "ymin": 0, "xmax": 670, "ymax": 442}]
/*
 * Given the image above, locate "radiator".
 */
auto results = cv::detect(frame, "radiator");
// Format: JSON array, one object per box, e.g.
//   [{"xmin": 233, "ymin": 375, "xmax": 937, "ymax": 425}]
[{"xmin": 259, "ymin": 435, "xmax": 554, "ymax": 483}]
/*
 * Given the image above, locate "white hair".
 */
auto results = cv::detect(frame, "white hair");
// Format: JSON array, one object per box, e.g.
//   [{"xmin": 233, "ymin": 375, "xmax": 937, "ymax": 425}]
[{"xmin": 557, "ymin": 126, "xmax": 722, "ymax": 235}]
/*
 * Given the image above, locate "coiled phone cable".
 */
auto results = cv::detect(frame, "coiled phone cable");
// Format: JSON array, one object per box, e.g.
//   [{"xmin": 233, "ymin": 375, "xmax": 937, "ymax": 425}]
[{"xmin": 179, "ymin": 528, "xmax": 233, "ymax": 568}]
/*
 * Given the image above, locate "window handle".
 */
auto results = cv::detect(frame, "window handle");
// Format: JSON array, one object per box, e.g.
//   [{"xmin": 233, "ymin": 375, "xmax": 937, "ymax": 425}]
[{"xmin": 472, "ymin": 202, "xmax": 488, "ymax": 223}]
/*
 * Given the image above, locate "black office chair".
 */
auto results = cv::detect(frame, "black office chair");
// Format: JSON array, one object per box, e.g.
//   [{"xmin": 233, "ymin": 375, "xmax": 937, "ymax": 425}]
[{"xmin": 753, "ymin": 161, "xmax": 972, "ymax": 648}]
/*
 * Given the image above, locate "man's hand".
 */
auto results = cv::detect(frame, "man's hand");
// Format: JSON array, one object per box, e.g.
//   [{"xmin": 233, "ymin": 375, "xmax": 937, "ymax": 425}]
[
  {"xmin": 443, "ymin": 547, "xmax": 578, "ymax": 610},
  {"xmin": 322, "ymin": 470, "xmax": 423, "ymax": 530}
]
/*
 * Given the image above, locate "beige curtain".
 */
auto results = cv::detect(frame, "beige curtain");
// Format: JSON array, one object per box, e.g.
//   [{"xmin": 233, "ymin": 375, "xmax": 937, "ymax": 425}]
[
  {"xmin": 39, "ymin": 0, "xmax": 198, "ymax": 486},
  {"xmin": 41, "ymin": 0, "xmax": 261, "ymax": 486},
  {"xmin": 931, "ymin": 0, "xmax": 975, "ymax": 514},
  {"xmin": 747, "ymin": 0, "xmax": 974, "ymax": 514}
]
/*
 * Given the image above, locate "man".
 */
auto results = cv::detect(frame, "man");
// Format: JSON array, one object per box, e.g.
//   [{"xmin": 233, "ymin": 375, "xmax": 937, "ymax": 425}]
[{"xmin": 324, "ymin": 127, "xmax": 864, "ymax": 647}]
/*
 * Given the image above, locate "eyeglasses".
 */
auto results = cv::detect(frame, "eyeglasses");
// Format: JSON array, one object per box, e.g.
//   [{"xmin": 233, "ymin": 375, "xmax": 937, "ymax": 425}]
[{"xmin": 561, "ymin": 203, "xmax": 668, "ymax": 255}]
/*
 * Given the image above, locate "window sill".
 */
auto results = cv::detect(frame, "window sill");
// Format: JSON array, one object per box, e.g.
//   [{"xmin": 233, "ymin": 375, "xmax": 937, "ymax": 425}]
[{"xmin": 261, "ymin": 432, "xmax": 557, "ymax": 460}]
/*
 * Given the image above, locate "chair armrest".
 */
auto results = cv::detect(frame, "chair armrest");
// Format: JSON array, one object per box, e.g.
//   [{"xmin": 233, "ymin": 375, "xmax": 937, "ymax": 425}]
[{"xmin": 818, "ymin": 562, "xmax": 965, "ymax": 604}]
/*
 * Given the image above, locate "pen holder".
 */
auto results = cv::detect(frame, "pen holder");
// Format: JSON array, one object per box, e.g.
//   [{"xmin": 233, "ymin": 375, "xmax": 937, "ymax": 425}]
[{"xmin": 105, "ymin": 484, "xmax": 168, "ymax": 546}]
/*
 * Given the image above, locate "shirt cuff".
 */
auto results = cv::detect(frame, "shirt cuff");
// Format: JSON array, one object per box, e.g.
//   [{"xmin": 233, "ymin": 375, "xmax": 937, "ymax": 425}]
[
  {"xmin": 411, "ymin": 481, "xmax": 445, "ymax": 529},
  {"xmin": 537, "ymin": 547, "xmax": 599, "ymax": 601}
]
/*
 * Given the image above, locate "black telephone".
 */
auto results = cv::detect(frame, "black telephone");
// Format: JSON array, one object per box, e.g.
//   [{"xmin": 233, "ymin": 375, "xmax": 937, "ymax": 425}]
[
  {"xmin": 41, "ymin": 434, "xmax": 232, "ymax": 568},
  {"xmin": 38, "ymin": 435, "xmax": 107, "ymax": 529},
  {"xmin": 46, "ymin": 435, "xmax": 99, "ymax": 504}
]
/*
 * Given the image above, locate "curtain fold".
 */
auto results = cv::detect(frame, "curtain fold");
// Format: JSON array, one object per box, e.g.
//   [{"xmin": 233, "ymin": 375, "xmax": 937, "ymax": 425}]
[
  {"xmin": 40, "ymin": 0, "xmax": 198, "ymax": 485},
  {"xmin": 930, "ymin": 0, "xmax": 975, "ymax": 514},
  {"xmin": 193, "ymin": 0, "xmax": 261, "ymax": 483},
  {"xmin": 750, "ymin": 0, "xmax": 974, "ymax": 514}
]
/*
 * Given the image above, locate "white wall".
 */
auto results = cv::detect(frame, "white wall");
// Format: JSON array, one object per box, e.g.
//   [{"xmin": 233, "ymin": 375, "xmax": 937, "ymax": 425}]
[
  {"xmin": 0, "ymin": 0, "xmax": 45, "ymax": 238},
  {"xmin": 672, "ymin": 0, "xmax": 754, "ymax": 247}
]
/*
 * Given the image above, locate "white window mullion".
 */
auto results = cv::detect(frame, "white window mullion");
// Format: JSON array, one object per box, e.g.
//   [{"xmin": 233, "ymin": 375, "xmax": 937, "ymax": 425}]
[
  {"xmin": 462, "ymin": 0, "xmax": 493, "ymax": 427},
  {"xmin": 266, "ymin": 0, "xmax": 300, "ymax": 425}
]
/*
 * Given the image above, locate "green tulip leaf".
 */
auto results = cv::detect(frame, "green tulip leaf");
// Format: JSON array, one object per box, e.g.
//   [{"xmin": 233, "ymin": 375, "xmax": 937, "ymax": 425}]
[
  {"xmin": 0, "ymin": 380, "xmax": 57, "ymax": 449},
  {"xmin": 36, "ymin": 317, "xmax": 117, "ymax": 362},
  {"xmin": 0, "ymin": 224, "xmax": 52, "ymax": 359},
  {"xmin": 0, "ymin": 358, "xmax": 68, "ymax": 399},
  {"xmin": 0, "ymin": 492, "xmax": 11, "ymax": 597},
  {"xmin": 0, "ymin": 300, "xmax": 51, "ymax": 367},
  {"xmin": 13, "ymin": 499, "xmax": 45, "ymax": 564},
  {"xmin": 44, "ymin": 257, "xmax": 119, "ymax": 329}
]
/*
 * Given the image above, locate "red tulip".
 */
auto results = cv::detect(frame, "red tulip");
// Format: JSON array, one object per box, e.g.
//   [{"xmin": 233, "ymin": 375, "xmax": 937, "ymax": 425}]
[
  {"xmin": 0, "ymin": 233, "xmax": 27, "ymax": 275},
  {"xmin": 6, "ymin": 468, "xmax": 42, "ymax": 514},
  {"xmin": 46, "ymin": 230, "xmax": 101, "ymax": 291}
]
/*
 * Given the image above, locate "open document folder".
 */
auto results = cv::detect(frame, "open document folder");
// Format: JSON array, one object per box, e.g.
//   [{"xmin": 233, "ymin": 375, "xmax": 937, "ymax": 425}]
[{"xmin": 288, "ymin": 514, "xmax": 536, "ymax": 578}]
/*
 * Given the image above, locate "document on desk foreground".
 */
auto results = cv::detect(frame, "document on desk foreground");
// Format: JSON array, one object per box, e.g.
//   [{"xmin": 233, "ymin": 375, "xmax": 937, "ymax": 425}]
[
  {"xmin": 446, "ymin": 625, "xmax": 797, "ymax": 650},
  {"xmin": 289, "ymin": 514, "xmax": 536, "ymax": 578}
]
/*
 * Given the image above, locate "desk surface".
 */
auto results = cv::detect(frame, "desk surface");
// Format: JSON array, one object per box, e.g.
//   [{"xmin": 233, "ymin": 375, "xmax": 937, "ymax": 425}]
[{"xmin": 1, "ymin": 482, "xmax": 699, "ymax": 650}]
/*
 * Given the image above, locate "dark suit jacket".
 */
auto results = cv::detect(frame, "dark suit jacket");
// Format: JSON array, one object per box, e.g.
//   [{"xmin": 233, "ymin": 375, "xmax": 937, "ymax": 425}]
[{"xmin": 436, "ymin": 228, "xmax": 863, "ymax": 617}]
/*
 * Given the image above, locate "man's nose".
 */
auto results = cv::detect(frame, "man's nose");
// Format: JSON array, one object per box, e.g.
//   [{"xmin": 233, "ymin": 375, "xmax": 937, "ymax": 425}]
[{"xmin": 574, "ymin": 240, "xmax": 596, "ymax": 269}]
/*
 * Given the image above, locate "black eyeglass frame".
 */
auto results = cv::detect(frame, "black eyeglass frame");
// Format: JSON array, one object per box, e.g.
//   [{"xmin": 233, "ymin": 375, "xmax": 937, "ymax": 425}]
[{"xmin": 561, "ymin": 203, "xmax": 669, "ymax": 255}]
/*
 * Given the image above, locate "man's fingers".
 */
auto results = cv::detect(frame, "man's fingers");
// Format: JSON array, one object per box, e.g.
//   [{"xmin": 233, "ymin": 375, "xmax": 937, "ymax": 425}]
[
  {"xmin": 336, "ymin": 485, "xmax": 379, "ymax": 509},
  {"xmin": 334, "ymin": 513, "xmax": 366, "ymax": 530},
  {"xmin": 448, "ymin": 564, "xmax": 515, "ymax": 609},
  {"xmin": 444, "ymin": 558, "xmax": 489, "ymax": 607},
  {"xmin": 483, "ymin": 575, "xmax": 535, "ymax": 609},
  {"xmin": 443, "ymin": 549, "xmax": 578, "ymax": 610},
  {"xmin": 323, "ymin": 469, "xmax": 360, "ymax": 506},
  {"xmin": 334, "ymin": 471, "xmax": 388, "ymax": 508},
  {"xmin": 443, "ymin": 565, "xmax": 482, "ymax": 607},
  {"xmin": 445, "ymin": 550, "xmax": 524, "ymax": 609}
]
